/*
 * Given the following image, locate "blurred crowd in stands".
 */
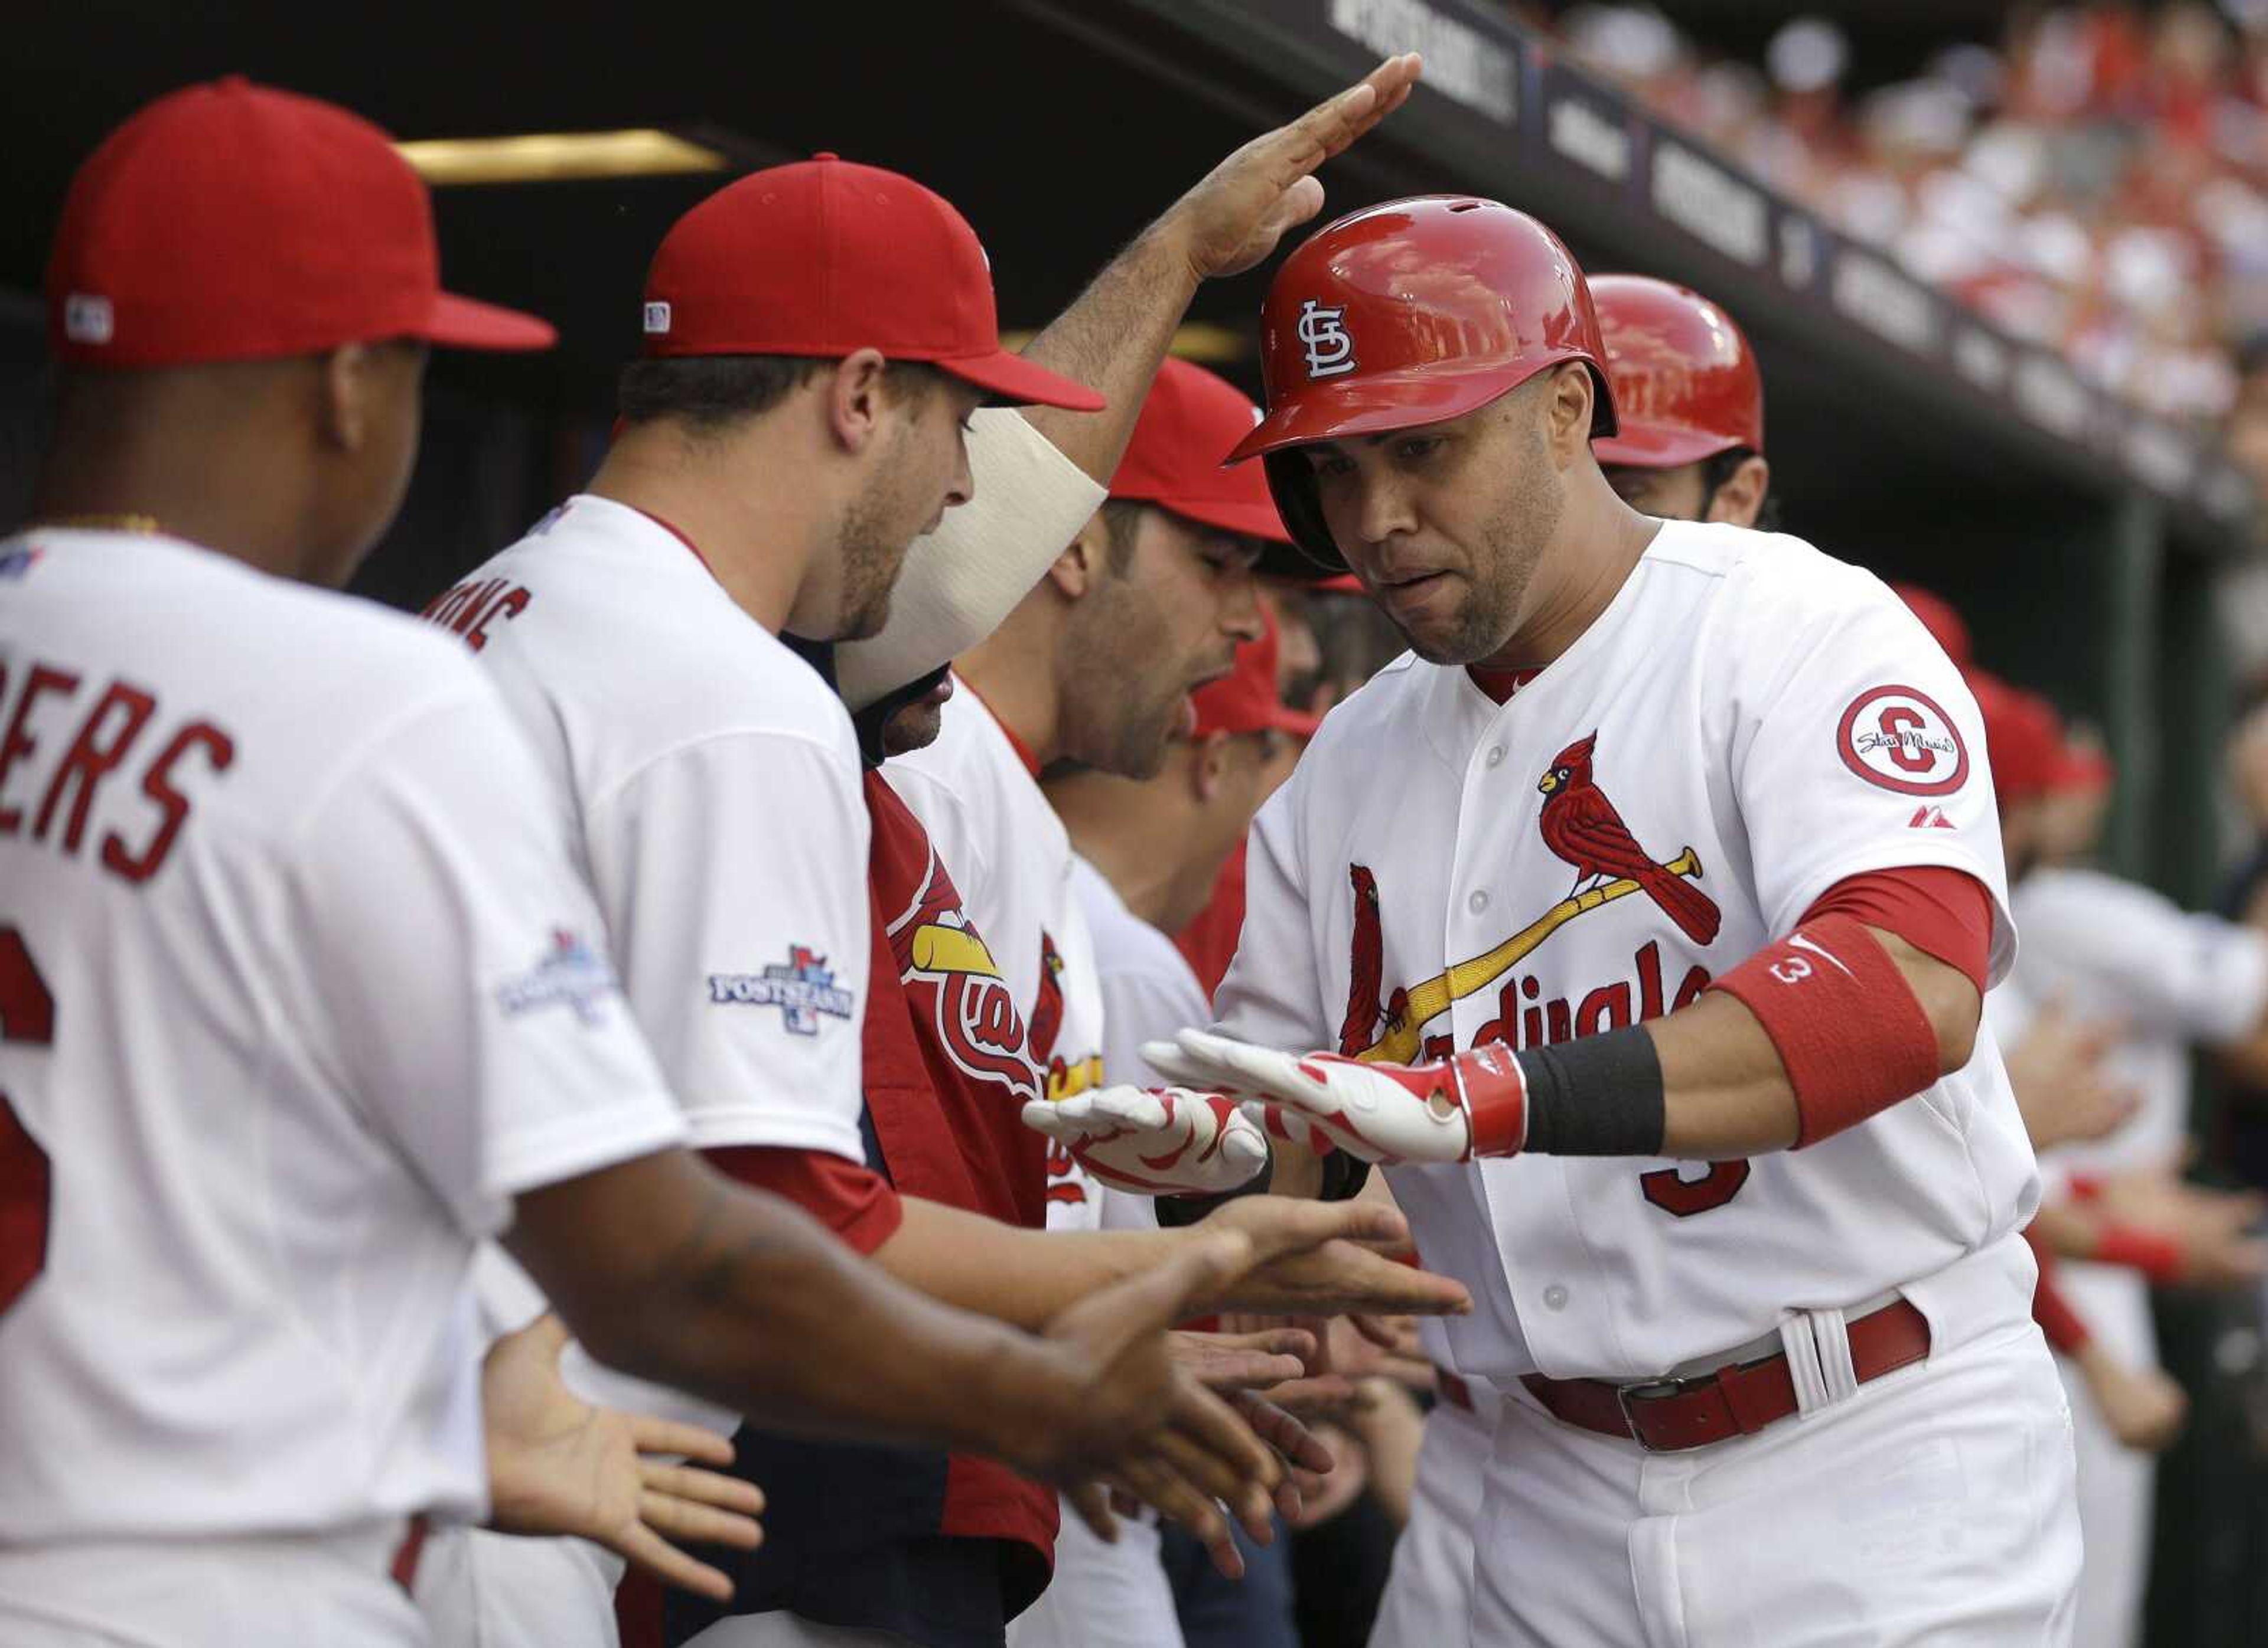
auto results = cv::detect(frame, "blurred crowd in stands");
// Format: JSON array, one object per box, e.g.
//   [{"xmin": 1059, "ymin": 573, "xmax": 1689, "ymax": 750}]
[{"xmin": 1526, "ymin": 1, "xmax": 2268, "ymax": 436}]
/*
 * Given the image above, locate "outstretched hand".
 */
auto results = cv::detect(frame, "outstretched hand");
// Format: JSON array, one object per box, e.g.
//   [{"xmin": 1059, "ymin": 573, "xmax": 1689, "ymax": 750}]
[
  {"xmin": 1022, "ymin": 1084, "xmax": 1269, "ymax": 1195},
  {"xmin": 481, "ymin": 1314, "xmax": 764, "ymax": 1603},
  {"xmin": 1163, "ymin": 53, "xmax": 1423, "ymax": 283}
]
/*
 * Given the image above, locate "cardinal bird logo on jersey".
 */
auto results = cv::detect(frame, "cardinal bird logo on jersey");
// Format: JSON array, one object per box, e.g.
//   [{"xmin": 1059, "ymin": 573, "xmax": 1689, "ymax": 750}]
[
  {"xmin": 1340, "ymin": 865, "xmax": 1386, "ymax": 1056},
  {"xmin": 887, "ymin": 846, "xmax": 1040, "ymax": 1105},
  {"xmin": 1537, "ymin": 733, "xmax": 1721, "ymax": 947}
]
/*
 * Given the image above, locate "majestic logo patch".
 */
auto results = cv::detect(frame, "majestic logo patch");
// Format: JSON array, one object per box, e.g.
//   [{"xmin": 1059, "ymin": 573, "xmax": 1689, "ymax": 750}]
[
  {"xmin": 497, "ymin": 930, "xmax": 620, "ymax": 1026},
  {"xmin": 1296, "ymin": 298, "xmax": 1356, "ymax": 378},
  {"xmin": 709, "ymin": 946, "xmax": 854, "ymax": 1035},
  {"xmin": 1837, "ymin": 685, "xmax": 1969, "ymax": 797},
  {"xmin": 0, "ymin": 546, "xmax": 44, "ymax": 581}
]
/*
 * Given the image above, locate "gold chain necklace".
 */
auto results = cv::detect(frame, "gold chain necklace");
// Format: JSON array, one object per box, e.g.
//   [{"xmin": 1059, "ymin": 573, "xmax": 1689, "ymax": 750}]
[{"xmin": 39, "ymin": 513, "xmax": 167, "ymax": 534}]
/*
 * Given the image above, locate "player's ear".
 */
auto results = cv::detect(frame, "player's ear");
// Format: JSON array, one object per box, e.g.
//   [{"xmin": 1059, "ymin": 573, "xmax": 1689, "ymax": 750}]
[
  {"xmin": 318, "ymin": 342, "xmax": 371, "ymax": 452},
  {"xmin": 825, "ymin": 348, "xmax": 891, "ymax": 455},
  {"xmin": 1705, "ymin": 455, "xmax": 1771, "ymax": 528},
  {"xmin": 1547, "ymin": 362, "xmax": 1592, "ymax": 464},
  {"xmin": 1048, "ymin": 513, "xmax": 1113, "ymax": 601}
]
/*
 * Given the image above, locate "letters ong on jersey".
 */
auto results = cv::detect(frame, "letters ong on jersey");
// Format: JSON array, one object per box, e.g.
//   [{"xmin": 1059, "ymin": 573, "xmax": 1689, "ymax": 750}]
[
  {"xmin": 709, "ymin": 945, "xmax": 855, "ymax": 1034},
  {"xmin": 496, "ymin": 930, "xmax": 621, "ymax": 1026}
]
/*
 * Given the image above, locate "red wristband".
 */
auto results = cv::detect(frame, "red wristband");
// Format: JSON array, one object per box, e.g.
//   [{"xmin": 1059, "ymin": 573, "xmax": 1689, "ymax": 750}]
[
  {"xmin": 1707, "ymin": 913, "xmax": 1941, "ymax": 1148},
  {"xmin": 2092, "ymin": 1225, "xmax": 2186, "ymax": 1284},
  {"xmin": 1446, "ymin": 1043, "xmax": 1531, "ymax": 1156}
]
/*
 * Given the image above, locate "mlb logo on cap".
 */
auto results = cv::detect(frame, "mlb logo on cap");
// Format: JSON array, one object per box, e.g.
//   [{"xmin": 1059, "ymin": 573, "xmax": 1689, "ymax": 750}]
[
  {"xmin": 63, "ymin": 294, "xmax": 113, "ymax": 345},
  {"xmin": 643, "ymin": 301, "xmax": 672, "ymax": 337}
]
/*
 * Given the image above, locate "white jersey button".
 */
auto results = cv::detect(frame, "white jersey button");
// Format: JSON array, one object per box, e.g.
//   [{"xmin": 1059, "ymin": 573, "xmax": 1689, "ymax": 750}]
[
  {"xmin": 1485, "ymin": 743, "xmax": 1506, "ymax": 768},
  {"xmin": 1542, "ymin": 1284, "xmax": 1570, "ymax": 1311},
  {"xmin": 1468, "ymin": 889, "xmax": 1490, "ymax": 915}
]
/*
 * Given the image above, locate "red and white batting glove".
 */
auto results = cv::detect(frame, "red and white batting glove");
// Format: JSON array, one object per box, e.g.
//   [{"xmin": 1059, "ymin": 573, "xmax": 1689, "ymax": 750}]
[
  {"xmin": 1021, "ymin": 1085, "xmax": 1271, "ymax": 1195},
  {"xmin": 1142, "ymin": 1029, "xmax": 1530, "ymax": 1166}
]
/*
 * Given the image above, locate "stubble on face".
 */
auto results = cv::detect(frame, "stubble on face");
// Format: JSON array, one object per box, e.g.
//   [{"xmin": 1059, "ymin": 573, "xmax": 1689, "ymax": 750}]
[
  {"xmin": 1394, "ymin": 394, "xmax": 1564, "ymax": 668},
  {"xmin": 832, "ymin": 413, "xmax": 941, "ymax": 641}
]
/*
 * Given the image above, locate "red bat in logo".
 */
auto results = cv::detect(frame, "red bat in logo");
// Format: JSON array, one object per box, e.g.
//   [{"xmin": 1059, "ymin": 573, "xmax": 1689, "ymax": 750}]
[{"xmin": 1537, "ymin": 733, "xmax": 1721, "ymax": 947}]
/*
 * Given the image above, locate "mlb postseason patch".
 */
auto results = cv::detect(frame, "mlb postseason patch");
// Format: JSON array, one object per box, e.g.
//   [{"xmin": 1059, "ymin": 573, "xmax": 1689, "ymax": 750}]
[
  {"xmin": 497, "ymin": 930, "xmax": 621, "ymax": 1026},
  {"xmin": 709, "ymin": 945, "xmax": 854, "ymax": 1035}
]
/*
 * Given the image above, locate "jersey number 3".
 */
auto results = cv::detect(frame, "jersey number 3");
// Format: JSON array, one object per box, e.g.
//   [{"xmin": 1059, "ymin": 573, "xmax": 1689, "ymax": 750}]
[{"xmin": 0, "ymin": 928, "xmax": 54, "ymax": 1317}]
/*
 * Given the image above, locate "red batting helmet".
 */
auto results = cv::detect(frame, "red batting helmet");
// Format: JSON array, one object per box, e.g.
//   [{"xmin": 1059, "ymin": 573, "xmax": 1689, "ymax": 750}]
[
  {"xmin": 1588, "ymin": 275, "xmax": 1764, "ymax": 469},
  {"xmin": 1227, "ymin": 196, "xmax": 1617, "ymax": 570}
]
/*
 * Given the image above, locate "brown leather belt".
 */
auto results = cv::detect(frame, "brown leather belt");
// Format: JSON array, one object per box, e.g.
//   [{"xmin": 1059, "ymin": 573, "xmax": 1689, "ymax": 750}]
[{"xmin": 1520, "ymin": 1298, "xmax": 1931, "ymax": 1454}]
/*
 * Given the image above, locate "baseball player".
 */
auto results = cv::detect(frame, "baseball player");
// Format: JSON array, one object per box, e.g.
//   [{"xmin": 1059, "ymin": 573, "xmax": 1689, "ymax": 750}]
[
  {"xmin": 431, "ymin": 58, "xmax": 1458, "ymax": 1648},
  {"xmin": 1980, "ymin": 683, "xmax": 2268, "ymax": 1648},
  {"xmin": 0, "ymin": 79, "xmax": 1257, "ymax": 1648},
  {"xmin": 1017, "ymin": 452, "xmax": 1325, "ymax": 1648},
  {"xmin": 1051, "ymin": 196, "xmax": 2082, "ymax": 1644}
]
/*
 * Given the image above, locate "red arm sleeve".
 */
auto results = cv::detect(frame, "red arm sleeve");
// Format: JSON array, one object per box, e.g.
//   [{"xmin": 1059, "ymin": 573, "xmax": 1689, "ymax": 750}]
[
  {"xmin": 1797, "ymin": 865, "xmax": 1993, "ymax": 994},
  {"xmin": 702, "ymin": 1145, "xmax": 905, "ymax": 1257}
]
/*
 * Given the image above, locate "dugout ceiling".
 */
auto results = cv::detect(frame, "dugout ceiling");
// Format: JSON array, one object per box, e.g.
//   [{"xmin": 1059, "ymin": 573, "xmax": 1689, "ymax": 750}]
[{"xmin": 0, "ymin": 0, "xmax": 2251, "ymax": 564}]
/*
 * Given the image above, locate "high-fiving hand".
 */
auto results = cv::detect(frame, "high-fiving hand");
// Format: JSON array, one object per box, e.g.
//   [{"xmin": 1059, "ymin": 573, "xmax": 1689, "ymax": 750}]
[
  {"xmin": 1023, "ymin": 1084, "xmax": 1269, "ymax": 1193},
  {"xmin": 1161, "ymin": 53, "xmax": 1423, "ymax": 283},
  {"xmin": 1146, "ymin": 1027, "xmax": 1531, "ymax": 1165},
  {"xmin": 481, "ymin": 1314, "xmax": 765, "ymax": 1603}
]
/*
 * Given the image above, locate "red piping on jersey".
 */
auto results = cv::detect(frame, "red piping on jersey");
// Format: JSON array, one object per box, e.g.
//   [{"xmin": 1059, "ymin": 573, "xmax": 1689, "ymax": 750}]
[
  {"xmin": 959, "ymin": 677, "xmax": 1043, "ymax": 778},
  {"xmin": 629, "ymin": 505, "xmax": 718, "ymax": 581},
  {"xmin": 1466, "ymin": 665, "xmax": 1542, "ymax": 706}
]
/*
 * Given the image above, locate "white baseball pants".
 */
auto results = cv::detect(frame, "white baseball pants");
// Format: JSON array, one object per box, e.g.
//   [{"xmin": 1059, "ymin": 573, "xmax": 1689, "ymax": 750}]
[
  {"xmin": 2051, "ymin": 1261, "xmax": 2155, "ymax": 1648},
  {"xmin": 1005, "ymin": 1496, "xmax": 1179, "ymax": 1648},
  {"xmin": 1367, "ymin": 1382, "xmax": 1497, "ymax": 1648},
  {"xmin": 0, "ymin": 1526, "xmax": 429, "ymax": 1647},
  {"xmin": 1469, "ymin": 1316, "xmax": 2081, "ymax": 1647}
]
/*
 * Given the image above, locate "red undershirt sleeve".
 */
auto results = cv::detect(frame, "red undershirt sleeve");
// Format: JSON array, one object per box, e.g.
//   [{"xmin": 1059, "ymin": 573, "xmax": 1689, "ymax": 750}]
[
  {"xmin": 1795, "ymin": 864, "xmax": 1993, "ymax": 994},
  {"xmin": 703, "ymin": 1144, "xmax": 905, "ymax": 1257}
]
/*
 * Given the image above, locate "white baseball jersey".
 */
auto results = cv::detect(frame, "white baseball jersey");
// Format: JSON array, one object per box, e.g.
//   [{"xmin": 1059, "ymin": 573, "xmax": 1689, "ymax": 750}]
[
  {"xmin": 1997, "ymin": 866, "xmax": 2261, "ymax": 1648},
  {"xmin": 418, "ymin": 495, "xmax": 881, "ymax": 1646},
  {"xmin": 0, "ymin": 530, "xmax": 683, "ymax": 1561},
  {"xmin": 2011, "ymin": 864, "xmax": 2268, "ymax": 1174},
  {"xmin": 1217, "ymin": 520, "xmax": 2040, "ymax": 1380},
  {"xmin": 1069, "ymin": 853, "xmax": 1210, "ymax": 1094},
  {"xmin": 887, "ymin": 684, "xmax": 1103, "ymax": 1229},
  {"xmin": 437, "ymin": 495, "xmax": 871, "ymax": 1170}
]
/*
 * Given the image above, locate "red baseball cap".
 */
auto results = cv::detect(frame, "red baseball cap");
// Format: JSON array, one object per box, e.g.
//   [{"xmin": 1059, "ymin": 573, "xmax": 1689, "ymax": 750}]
[
  {"xmin": 1970, "ymin": 671, "xmax": 2082, "ymax": 808},
  {"xmin": 1111, "ymin": 358, "xmax": 1292, "ymax": 544},
  {"xmin": 47, "ymin": 77, "xmax": 555, "ymax": 367},
  {"xmin": 1894, "ymin": 583, "xmax": 1973, "ymax": 671},
  {"xmin": 1190, "ymin": 609, "xmax": 1323, "ymax": 740},
  {"xmin": 640, "ymin": 154, "xmax": 1102, "ymax": 412}
]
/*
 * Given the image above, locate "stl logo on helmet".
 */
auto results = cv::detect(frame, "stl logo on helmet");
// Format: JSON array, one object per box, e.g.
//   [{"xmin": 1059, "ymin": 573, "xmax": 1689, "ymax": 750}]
[{"xmin": 1296, "ymin": 298, "xmax": 1356, "ymax": 379}]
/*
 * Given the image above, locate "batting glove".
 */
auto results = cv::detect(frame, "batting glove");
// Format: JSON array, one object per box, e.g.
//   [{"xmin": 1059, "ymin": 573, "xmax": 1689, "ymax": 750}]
[
  {"xmin": 1141, "ymin": 1028, "xmax": 1530, "ymax": 1166},
  {"xmin": 1021, "ymin": 1085, "xmax": 1271, "ymax": 1196}
]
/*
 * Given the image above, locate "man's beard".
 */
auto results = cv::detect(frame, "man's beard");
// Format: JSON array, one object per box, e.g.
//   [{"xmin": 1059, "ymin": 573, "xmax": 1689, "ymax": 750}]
[
  {"xmin": 1398, "ymin": 465, "xmax": 1560, "ymax": 666},
  {"xmin": 832, "ymin": 464, "xmax": 915, "ymax": 642}
]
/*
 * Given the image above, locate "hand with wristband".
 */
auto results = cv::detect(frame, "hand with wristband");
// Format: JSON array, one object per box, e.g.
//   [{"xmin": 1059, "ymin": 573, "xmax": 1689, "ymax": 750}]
[
  {"xmin": 1023, "ymin": 1084, "xmax": 1269, "ymax": 1193},
  {"xmin": 1143, "ymin": 900, "xmax": 1983, "ymax": 1171}
]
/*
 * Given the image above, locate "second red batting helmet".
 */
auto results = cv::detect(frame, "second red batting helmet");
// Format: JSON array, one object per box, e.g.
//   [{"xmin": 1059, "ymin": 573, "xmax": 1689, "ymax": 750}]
[
  {"xmin": 1588, "ymin": 275, "xmax": 1764, "ymax": 469},
  {"xmin": 1226, "ymin": 195, "xmax": 1617, "ymax": 569}
]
